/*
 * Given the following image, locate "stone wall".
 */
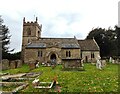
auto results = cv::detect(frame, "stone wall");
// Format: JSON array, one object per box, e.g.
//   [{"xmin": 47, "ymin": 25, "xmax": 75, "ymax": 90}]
[
  {"xmin": 1, "ymin": 59, "xmax": 22, "ymax": 70},
  {"xmin": 81, "ymin": 51, "xmax": 100, "ymax": 63},
  {"xmin": 24, "ymin": 48, "xmax": 49, "ymax": 64},
  {"xmin": 24, "ymin": 49, "xmax": 38, "ymax": 63},
  {"xmin": 61, "ymin": 49, "xmax": 80, "ymax": 59}
]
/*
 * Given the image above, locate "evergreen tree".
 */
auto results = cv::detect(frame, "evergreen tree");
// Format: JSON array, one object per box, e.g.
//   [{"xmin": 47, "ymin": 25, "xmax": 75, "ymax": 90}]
[
  {"xmin": 0, "ymin": 16, "xmax": 14, "ymax": 59},
  {"xmin": 0, "ymin": 16, "xmax": 3, "ymax": 60}
]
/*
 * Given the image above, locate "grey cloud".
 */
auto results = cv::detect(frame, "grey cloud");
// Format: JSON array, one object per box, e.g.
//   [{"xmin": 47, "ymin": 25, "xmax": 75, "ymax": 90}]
[{"xmin": 41, "ymin": 13, "xmax": 83, "ymax": 38}]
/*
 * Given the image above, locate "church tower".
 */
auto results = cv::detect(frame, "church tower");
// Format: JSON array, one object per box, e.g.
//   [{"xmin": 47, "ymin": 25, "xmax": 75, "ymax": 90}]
[{"xmin": 21, "ymin": 17, "xmax": 42, "ymax": 62}]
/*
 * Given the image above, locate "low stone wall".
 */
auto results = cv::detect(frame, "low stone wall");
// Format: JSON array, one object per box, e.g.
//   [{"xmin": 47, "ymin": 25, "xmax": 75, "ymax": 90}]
[{"xmin": 0, "ymin": 59, "xmax": 22, "ymax": 70}]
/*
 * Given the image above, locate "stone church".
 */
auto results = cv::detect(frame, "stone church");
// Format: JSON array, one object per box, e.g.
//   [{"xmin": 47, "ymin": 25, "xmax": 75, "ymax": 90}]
[{"xmin": 21, "ymin": 17, "xmax": 100, "ymax": 67}]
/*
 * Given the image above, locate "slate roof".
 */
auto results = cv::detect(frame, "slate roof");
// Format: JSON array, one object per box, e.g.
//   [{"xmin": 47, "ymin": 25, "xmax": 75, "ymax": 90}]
[
  {"xmin": 26, "ymin": 38, "xmax": 99, "ymax": 51},
  {"xmin": 61, "ymin": 43, "xmax": 80, "ymax": 49},
  {"xmin": 78, "ymin": 39, "xmax": 100, "ymax": 51},
  {"xmin": 26, "ymin": 37, "xmax": 80, "ymax": 49},
  {"xmin": 26, "ymin": 43, "xmax": 46, "ymax": 48}
]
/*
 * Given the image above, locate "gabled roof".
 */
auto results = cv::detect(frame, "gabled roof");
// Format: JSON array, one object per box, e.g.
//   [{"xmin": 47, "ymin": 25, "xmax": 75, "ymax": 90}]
[{"xmin": 78, "ymin": 39, "xmax": 100, "ymax": 51}]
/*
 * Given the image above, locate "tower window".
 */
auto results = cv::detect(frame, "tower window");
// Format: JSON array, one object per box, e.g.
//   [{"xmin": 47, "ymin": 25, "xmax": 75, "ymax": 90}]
[
  {"xmin": 38, "ymin": 31, "xmax": 40, "ymax": 37},
  {"xmin": 27, "ymin": 28, "xmax": 31, "ymax": 35}
]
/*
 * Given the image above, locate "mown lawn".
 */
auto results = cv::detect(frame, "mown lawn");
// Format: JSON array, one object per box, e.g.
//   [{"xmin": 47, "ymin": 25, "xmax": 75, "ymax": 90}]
[{"xmin": 1, "ymin": 63, "xmax": 119, "ymax": 93}]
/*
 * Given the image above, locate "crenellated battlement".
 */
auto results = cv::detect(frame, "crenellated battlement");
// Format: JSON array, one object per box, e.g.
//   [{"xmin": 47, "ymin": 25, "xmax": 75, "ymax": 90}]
[{"xmin": 23, "ymin": 17, "xmax": 42, "ymax": 29}]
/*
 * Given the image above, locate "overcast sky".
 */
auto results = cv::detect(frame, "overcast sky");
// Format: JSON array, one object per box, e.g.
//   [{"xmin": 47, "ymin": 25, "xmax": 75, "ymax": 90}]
[{"xmin": 0, "ymin": 0, "xmax": 119, "ymax": 52}]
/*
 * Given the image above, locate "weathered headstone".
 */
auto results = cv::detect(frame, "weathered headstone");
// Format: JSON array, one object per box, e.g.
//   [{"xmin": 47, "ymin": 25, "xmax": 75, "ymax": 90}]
[
  {"xmin": 1, "ymin": 59, "xmax": 9, "ymax": 70},
  {"xmin": 29, "ymin": 61, "xmax": 36, "ymax": 70},
  {"xmin": 16, "ymin": 60, "xmax": 22, "ymax": 68},
  {"xmin": 81, "ymin": 59, "xmax": 84, "ymax": 67},
  {"xmin": 101, "ymin": 60, "xmax": 106, "ymax": 68},
  {"xmin": 10, "ymin": 61, "xmax": 16, "ymax": 69}
]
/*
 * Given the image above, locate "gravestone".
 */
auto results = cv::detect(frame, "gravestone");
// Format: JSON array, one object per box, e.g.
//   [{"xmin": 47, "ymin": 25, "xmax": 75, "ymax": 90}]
[
  {"xmin": 10, "ymin": 61, "xmax": 17, "ymax": 69},
  {"xmin": 115, "ymin": 59, "xmax": 120, "ymax": 64},
  {"xmin": 96, "ymin": 59, "xmax": 102, "ymax": 70},
  {"xmin": 16, "ymin": 60, "xmax": 22, "ymax": 68},
  {"xmin": 112, "ymin": 59, "xmax": 115, "ymax": 64},
  {"xmin": 1, "ymin": 59, "xmax": 9, "ymax": 70},
  {"xmin": 109, "ymin": 57, "xmax": 112, "ymax": 63},
  {"xmin": 81, "ymin": 59, "xmax": 84, "ymax": 67},
  {"xmin": 29, "ymin": 61, "xmax": 36, "ymax": 70},
  {"xmin": 101, "ymin": 60, "xmax": 106, "ymax": 68}
]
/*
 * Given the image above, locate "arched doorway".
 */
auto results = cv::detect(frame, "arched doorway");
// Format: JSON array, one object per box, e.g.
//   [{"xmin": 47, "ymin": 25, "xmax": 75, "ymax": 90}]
[
  {"xmin": 50, "ymin": 54, "xmax": 56, "ymax": 60},
  {"xmin": 50, "ymin": 54, "xmax": 57, "ymax": 64}
]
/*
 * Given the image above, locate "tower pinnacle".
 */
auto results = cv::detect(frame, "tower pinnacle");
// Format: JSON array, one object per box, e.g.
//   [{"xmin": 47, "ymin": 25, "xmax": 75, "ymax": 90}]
[
  {"xmin": 36, "ymin": 17, "xmax": 38, "ymax": 23},
  {"xmin": 23, "ymin": 17, "xmax": 25, "ymax": 23}
]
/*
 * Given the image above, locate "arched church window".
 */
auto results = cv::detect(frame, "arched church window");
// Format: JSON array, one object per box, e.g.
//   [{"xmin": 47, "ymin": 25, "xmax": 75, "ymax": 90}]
[
  {"xmin": 38, "ymin": 51, "xmax": 42, "ymax": 57},
  {"xmin": 66, "ymin": 51, "xmax": 71, "ymax": 57},
  {"xmin": 69, "ymin": 51, "xmax": 71, "ymax": 57},
  {"xmin": 91, "ymin": 52, "xmax": 94, "ymax": 58},
  {"xmin": 66, "ymin": 51, "xmax": 68, "ymax": 57}
]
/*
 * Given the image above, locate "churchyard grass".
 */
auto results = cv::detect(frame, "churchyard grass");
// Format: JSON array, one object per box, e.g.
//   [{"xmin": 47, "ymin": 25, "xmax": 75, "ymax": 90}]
[
  {"xmin": 1, "ymin": 64, "xmax": 30, "ymax": 74},
  {"xmin": 1, "ymin": 63, "xmax": 119, "ymax": 92}
]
